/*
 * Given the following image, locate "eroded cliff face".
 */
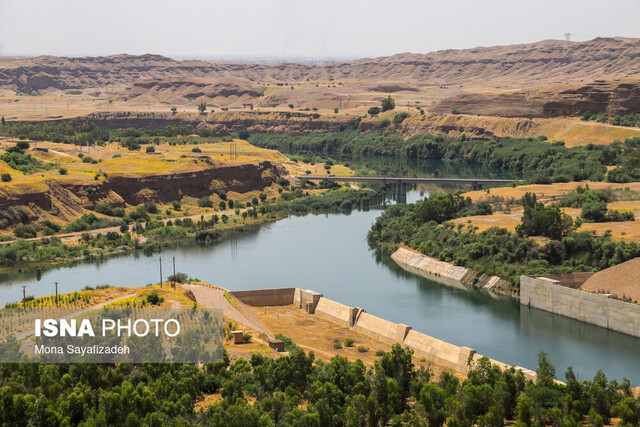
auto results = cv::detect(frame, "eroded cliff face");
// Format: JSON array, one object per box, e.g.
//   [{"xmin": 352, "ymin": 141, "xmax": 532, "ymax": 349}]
[
  {"xmin": 106, "ymin": 161, "xmax": 283, "ymax": 204},
  {"xmin": 433, "ymin": 80, "xmax": 640, "ymax": 118},
  {"xmin": 0, "ymin": 161, "xmax": 284, "ymax": 227},
  {"xmin": 72, "ymin": 111, "xmax": 345, "ymax": 135}
]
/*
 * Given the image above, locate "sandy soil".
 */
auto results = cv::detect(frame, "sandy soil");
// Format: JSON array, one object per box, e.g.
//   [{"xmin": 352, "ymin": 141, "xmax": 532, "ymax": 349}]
[
  {"xmin": 254, "ymin": 304, "xmax": 459, "ymax": 377},
  {"xmin": 579, "ymin": 258, "xmax": 640, "ymax": 303}
]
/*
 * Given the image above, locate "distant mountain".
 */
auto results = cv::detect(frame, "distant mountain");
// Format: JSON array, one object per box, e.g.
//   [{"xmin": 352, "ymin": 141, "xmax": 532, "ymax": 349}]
[{"xmin": 1, "ymin": 37, "xmax": 640, "ymax": 93}]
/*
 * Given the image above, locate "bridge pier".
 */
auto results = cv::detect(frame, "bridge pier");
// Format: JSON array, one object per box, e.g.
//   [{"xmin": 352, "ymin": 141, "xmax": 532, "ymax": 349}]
[
  {"xmin": 395, "ymin": 182, "xmax": 407, "ymax": 204},
  {"xmin": 472, "ymin": 182, "xmax": 483, "ymax": 191}
]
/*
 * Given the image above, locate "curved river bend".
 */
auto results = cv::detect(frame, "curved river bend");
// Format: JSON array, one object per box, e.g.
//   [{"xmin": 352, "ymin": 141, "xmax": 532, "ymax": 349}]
[{"xmin": 2, "ymin": 190, "xmax": 640, "ymax": 384}]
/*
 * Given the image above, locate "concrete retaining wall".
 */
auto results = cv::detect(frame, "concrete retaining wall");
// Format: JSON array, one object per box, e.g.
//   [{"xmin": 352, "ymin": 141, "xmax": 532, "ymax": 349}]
[
  {"xmin": 294, "ymin": 289, "xmax": 323, "ymax": 313},
  {"xmin": 315, "ymin": 297, "xmax": 360, "ymax": 327},
  {"xmin": 404, "ymin": 330, "xmax": 475, "ymax": 371},
  {"xmin": 391, "ymin": 247, "xmax": 476, "ymax": 285},
  {"xmin": 233, "ymin": 286, "xmax": 537, "ymax": 378},
  {"xmin": 231, "ymin": 288, "xmax": 296, "ymax": 306},
  {"xmin": 352, "ymin": 312, "xmax": 411, "ymax": 344},
  {"xmin": 521, "ymin": 276, "xmax": 640, "ymax": 338}
]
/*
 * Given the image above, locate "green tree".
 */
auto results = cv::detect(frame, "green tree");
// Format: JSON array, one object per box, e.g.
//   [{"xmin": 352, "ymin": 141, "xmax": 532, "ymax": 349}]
[
  {"xmin": 198, "ymin": 103, "xmax": 207, "ymax": 114},
  {"xmin": 581, "ymin": 200, "xmax": 608, "ymax": 222},
  {"xmin": 381, "ymin": 96, "xmax": 395, "ymax": 112},
  {"xmin": 170, "ymin": 107, "xmax": 177, "ymax": 115},
  {"xmin": 368, "ymin": 106, "xmax": 381, "ymax": 116}
]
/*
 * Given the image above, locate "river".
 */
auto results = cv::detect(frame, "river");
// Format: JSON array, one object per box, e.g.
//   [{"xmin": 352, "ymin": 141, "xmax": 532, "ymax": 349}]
[{"xmin": 1, "ymin": 159, "xmax": 639, "ymax": 384}]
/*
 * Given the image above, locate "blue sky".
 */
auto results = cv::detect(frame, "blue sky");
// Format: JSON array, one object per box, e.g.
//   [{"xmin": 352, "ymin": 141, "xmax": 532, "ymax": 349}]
[{"xmin": 1, "ymin": 0, "xmax": 639, "ymax": 59}]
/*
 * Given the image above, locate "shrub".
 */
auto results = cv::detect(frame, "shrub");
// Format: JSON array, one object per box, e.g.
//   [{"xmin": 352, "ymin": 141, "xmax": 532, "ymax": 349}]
[
  {"xmin": 58, "ymin": 168, "xmax": 68, "ymax": 175},
  {"xmin": 146, "ymin": 291, "xmax": 164, "ymax": 305},
  {"xmin": 168, "ymin": 272, "xmax": 189, "ymax": 283},
  {"xmin": 368, "ymin": 106, "xmax": 381, "ymax": 116},
  {"xmin": 357, "ymin": 346, "xmax": 368, "ymax": 353},
  {"xmin": 1, "ymin": 173, "xmax": 11, "ymax": 182},
  {"xmin": 393, "ymin": 112, "xmax": 410, "ymax": 125},
  {"xmin": 13, "ymin": 224, "xmax": 37, "ymax": 238},
  {"xmin": 192, "ymin": 147, "xmax": 202, "ymax": 153},
  {"xmin": 243, "ymin": 332, "xmax": 252, "ymax": 343},
  {"xmin": 146, "ymin": 146, "xmax": 155, "ymax": 153},
  {"xmin": 343, "ymin": 337, "xmax": 355, "ymax": 347},
  {"xmin": 332, "ymin": 338, "xmax": 342, "ymax": 349},
  {"xmin": 198, "ymin": 197, "xmax": 213, "ymax": 208}
]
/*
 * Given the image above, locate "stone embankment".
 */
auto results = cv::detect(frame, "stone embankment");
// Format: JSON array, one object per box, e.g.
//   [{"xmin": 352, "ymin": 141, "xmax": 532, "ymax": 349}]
[
  {"xmin": 390, "ymin": 246, "xmax": 514, "ymax": 295},
  {"xmin": 230, "ymin": 287, "xmax": 536, "ymax": 379}
]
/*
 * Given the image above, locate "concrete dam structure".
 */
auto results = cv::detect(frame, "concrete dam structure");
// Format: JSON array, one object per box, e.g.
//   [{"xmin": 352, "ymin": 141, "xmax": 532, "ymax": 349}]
[
  {"xmin": 230, "ymin": 287, "xmax": 536, "ymax": 379},
  {"xmin": 520, "ymin": 274, "xmax": 640, "ymax": 339}
]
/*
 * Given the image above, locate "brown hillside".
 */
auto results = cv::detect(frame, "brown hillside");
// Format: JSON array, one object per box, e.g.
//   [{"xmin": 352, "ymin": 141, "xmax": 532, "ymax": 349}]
[{"xmin": 2, "ymin": 37, "xmax": 640, "ymax": 94}]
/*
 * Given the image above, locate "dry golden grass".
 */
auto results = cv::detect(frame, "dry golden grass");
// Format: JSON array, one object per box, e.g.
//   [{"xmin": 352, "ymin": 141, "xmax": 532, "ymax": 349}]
[
  {"xmin": 254, "ymin": 305, "xmax": 460, "ymax": 378},
  {"xmin": 454, "ymin": 182, "xmax": 640, "ymax": 242},
  {"xmin": 464, "ymin": 182, "xmax": 640, "ymax": 202}
]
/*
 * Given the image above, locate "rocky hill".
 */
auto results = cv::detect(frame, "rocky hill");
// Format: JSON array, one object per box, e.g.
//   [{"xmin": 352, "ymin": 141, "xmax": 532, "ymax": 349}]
[{"xmin": 2, "ymin": 37, "xmax": 640, "ymax": 94}]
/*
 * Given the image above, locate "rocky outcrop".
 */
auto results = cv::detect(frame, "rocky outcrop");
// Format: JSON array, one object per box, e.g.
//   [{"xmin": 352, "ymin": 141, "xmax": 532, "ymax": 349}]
[
  {"xmin": 0, "ymin": 161, "xmax": 284, "ymax": 225},
  {"xmin": 433, "ymin": 79, "xmax": 640, "ymax": 118},
  {"xmin": 106, "ymin": 161, "xmax": 283, "ymax": 204}
]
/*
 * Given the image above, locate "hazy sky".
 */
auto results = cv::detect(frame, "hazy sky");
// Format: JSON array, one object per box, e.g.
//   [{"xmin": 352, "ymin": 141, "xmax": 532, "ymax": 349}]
[{"xmin": 1, "ymin": 0, "xmax": 639, "ymax": 59}]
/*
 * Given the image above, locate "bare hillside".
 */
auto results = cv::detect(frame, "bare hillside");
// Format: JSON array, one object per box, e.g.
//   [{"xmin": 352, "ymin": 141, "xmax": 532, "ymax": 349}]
[{"xmin": 1, "ymin": 37, "xmax": 640, "ymax": 94}]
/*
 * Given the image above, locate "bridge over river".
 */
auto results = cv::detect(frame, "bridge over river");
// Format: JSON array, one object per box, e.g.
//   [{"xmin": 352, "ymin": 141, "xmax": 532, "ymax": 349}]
[{"xmin": 302, "ymin": 175, "xmax": 515, "ymax": 203}]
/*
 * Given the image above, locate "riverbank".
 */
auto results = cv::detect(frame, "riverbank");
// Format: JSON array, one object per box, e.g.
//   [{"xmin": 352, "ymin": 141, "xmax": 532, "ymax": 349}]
[{"xmin": 0, "ymin": 187, "xmax": 380, "ymax": 279}]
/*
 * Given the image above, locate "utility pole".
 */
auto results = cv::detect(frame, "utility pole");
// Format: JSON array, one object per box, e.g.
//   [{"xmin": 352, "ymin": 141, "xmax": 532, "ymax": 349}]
[
  {"xmin": 21, "ymin": 285, "xmax": 27, "ymax": 304},
  {"xmin": 159, "ymin": 257, "xmax": 163, "ymax": 288},
  {"xmin": 172, "ymin": 256, "xmax": 176, "ymax": 289},
  {"xmin": 564, "ymin": 31, "xmax": 571, "ymax": 42},
  {"xmin": 55, "ymin": 282, "xmax": 58, "ymax": 306}
]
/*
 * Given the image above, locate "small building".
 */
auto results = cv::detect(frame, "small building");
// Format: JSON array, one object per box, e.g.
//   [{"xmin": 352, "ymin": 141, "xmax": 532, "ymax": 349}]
[
  {"xmin": 268, "ymin": 338, "xmax": 285, "ymax": 352},
  {"xmin": 231, "ymin": 330, "xmax": 244, "ymax": 344}
]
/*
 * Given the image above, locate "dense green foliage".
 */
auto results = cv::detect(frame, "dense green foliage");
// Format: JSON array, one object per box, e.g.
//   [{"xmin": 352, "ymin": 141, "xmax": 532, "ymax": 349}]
[
  {"xmin": 583, "ymin": 110, "xmax": 640, "ymax": 128},
  {"xmin": 516, "ymin": 193, "xmax": 574, "ymax": 240},
  {"xmin": 557, "ymin": 185, "xmax": 635, "ymax": 223},
  {"xmin": 249, "ymin": 131, "xmax": 640, "ymax": 183},
  {"xmin": 0, "ymin": 142, "xmax": 53, "ymax": 174},
  {"xmin": 0, "ymin": 344, "xmax": 636, "ymax": 426},
  {"xmin": 368, "ymin": 194, "xmax": 640, "ymax": 287}
]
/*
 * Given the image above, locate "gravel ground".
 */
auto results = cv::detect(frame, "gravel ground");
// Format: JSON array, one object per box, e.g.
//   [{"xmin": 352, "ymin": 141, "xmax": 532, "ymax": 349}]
[{"xmin": 580, "ymin": 258, "xmax": 640, "ymax": 303}]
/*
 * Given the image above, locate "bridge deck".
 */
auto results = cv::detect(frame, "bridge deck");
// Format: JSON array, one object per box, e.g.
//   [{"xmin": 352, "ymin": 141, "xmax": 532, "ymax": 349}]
[{"xmin": 302, "ymin": 175, "xmax": 514, "ymax": 184}]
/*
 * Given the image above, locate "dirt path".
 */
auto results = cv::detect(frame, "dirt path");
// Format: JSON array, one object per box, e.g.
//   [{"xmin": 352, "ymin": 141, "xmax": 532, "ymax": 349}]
[{"xmin": 182, "ymin": 284, "xmax": 269, "ymax": 335}]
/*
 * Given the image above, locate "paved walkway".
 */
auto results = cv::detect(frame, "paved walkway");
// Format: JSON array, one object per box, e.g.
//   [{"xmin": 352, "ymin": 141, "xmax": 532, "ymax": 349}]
[{"xmin": 182, "ymin": 284, "xmax": 269, "ymax": 335}]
